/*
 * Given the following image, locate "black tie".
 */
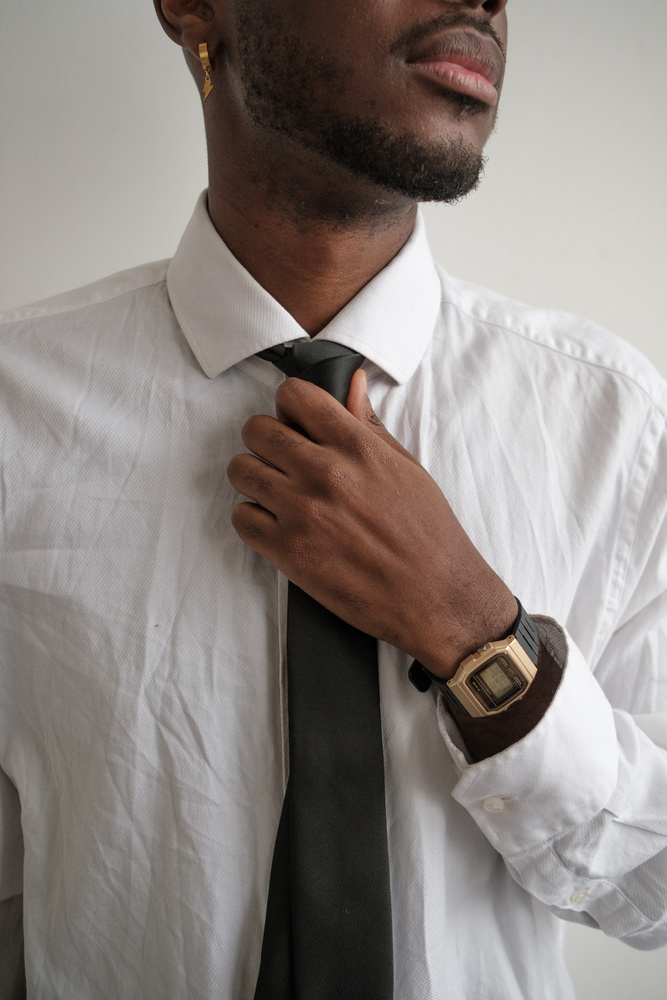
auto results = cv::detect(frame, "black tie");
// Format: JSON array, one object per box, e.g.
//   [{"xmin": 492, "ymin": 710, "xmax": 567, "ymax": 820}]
[{"xmin": 253, "ymin": 341, "xmax": 394, "ymax": 1000}]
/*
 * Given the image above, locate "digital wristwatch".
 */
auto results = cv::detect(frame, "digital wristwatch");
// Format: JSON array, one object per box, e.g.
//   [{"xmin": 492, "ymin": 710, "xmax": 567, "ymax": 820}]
[{"xmin": 409, "ymin": 599, "xmax": 539, "ymax": 718}]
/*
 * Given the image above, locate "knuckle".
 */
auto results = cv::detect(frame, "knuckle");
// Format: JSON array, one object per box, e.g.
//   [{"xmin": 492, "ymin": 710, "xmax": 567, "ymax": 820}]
[
  {"xmin": 348, "ymin": 428, "xmax": 383, "ymax": 466},
  {"xmin": 313, "ymin": 457, "xmax": 350, "ymax": 499},
  {"xmin": 301, "ymin": 493, "xmax": 330, "ymax": 527},
  {"xmin": 283, "ymin": 532, "xmax": 318, "ymax": 574},
  {"xmin": 228, "ymin": 454, "xmax": 273, "ymax": 495},
  {"xmin": 329, "ymin": 586, "xmax": 371, "ymax": 615},
  {"xmin": 231, "ymin": 504, "xmax": 263, "ymax": 540},
  {"xmin": 242, "ymin": 521, "xmax": 265, "ymax": 541},
  {"xmin": 279, "ymin": 499, "xmax": 325, "ymax": 567},
  {"xmin": 276, "ymin": 376, "xmax": 306, "ymax": 405},
  {"xmin": 241, "ymin": 413, "xmax": 268, "ymax": 444},
  {"xmin": 318, "ymin": 398, "xmax": 343, "ymax": 430},
  {"xmin": 266, "ymin": 425, "xmax": 296, "ymax": 450},
  {"xmin": 280, "ymin": 376, "xmax": 336, "ymax": 413},
  {"xmin": 246, "ymin": 466, "xmax": 273, "ymax": 494}
]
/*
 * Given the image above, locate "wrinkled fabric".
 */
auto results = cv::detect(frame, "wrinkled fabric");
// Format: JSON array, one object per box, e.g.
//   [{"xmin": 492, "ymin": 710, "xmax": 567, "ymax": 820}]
[{"xmin": 0, "ymin": 192, "xmax": 666, "ymax": 999}]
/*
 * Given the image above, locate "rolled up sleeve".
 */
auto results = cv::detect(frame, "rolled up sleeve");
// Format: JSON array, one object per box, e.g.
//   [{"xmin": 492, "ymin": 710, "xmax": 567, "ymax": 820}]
[{"xmin": 438, "ymin": 622, "xmax": 667, "ymax": 948}]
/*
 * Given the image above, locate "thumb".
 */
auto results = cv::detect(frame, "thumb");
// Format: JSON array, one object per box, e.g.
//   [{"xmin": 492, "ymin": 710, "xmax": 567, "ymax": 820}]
[{"xmin": 345, "ymin": 368, "xmax": 420, "ymax": 464}]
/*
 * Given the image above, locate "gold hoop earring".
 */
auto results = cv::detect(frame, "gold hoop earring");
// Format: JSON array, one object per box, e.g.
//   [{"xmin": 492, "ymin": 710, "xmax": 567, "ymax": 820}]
[{"xmin": 199, "ymin": 43, "xmax": 213, "ymax": 101}]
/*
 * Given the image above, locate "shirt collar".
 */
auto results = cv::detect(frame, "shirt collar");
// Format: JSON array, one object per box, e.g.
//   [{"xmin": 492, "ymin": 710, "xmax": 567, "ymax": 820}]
[{"xmin": 167, "ymin": 191, "xmax": 442, "ymax": 384}]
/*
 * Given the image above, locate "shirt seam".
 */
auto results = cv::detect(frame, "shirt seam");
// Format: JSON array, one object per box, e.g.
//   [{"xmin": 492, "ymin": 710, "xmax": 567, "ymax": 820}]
[
  {"xmin": 0, "ymin": 272, "xmax": 169, "ymax": 329},
  {"xmin": 440, "ymin": 298, "xmax": 667, "ymax": 419},
  {"xmin": 592, "ymin": 407, "xmax": 665, "ymax": 661}
]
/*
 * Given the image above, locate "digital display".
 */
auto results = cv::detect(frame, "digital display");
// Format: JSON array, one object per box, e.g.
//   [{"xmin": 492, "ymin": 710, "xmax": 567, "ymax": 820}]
[{"xmin": 478, "ymin": 661, "xmax": 516, "ymax": 700}]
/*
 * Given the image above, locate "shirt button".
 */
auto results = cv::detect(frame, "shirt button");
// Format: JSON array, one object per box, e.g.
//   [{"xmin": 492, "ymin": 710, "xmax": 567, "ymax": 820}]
[
  {"xmin": 570, "ymin": 889, "xmax": 589, "ymax": 904},
  {"xmin": 483, "ymin": 796, "xmax": 506, "ymax": 813}
]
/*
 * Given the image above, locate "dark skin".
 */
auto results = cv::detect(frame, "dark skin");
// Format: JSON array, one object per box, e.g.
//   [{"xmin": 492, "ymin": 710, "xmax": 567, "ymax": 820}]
[{"xmin": 155, "ymin": 0, "xmax": 557, "ymax": 756}]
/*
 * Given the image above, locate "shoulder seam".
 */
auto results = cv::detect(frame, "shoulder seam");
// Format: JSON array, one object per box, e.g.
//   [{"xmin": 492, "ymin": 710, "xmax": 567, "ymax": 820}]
[
  {"xmin": 595, "ymin": 405, "xmax": 666, "ymax": 661},
  {"xmin": 442, "ymin": 297, "xmax": 667, "ymax": 418},
  {"xmin": 0, "ymin": 264, "xmax": 169, "ymax": 328}
]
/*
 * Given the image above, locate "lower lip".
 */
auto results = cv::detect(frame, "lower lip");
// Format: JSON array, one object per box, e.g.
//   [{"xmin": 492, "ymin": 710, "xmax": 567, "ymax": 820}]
[{"xmin": 409, "ymin": 60, "xmax": 498, "ymax": 106}]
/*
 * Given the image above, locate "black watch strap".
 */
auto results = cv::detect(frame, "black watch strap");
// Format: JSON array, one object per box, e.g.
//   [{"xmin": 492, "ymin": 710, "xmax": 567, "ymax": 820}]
[
  {"xmin": 511, "ymin": 599, "xmax": 539, "ymax": 666},
  {"xmin": 408, "ymin": 598, "xmax": 539, "ymax": 697}
]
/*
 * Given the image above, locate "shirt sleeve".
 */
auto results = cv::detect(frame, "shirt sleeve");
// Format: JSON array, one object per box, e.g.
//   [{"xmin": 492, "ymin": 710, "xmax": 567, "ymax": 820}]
[
  {"xmin": 436, "ymin": 414, "xmax": 667, "ymax": 949},
  {"xmin": 438, "ymin": 625, "xmax": 667, "ymax": 948}
]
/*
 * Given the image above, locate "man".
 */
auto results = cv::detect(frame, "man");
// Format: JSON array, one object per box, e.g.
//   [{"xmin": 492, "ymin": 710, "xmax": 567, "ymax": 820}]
[{"xmin": 0, "ymin": 0, "xmax": 666, "ymax": 997}]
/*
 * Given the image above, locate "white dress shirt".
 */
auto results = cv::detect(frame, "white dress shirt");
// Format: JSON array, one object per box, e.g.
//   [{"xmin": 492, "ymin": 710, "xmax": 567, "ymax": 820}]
[{"xmin": 1, "ymin": 192, "xmax": 666, "ymax": 1000}]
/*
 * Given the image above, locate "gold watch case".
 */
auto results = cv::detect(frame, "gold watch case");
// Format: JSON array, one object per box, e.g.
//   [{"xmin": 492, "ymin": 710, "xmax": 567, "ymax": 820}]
[{"xmin": 446, "ymin": 635, "xmax": 538, "ymax": 718}]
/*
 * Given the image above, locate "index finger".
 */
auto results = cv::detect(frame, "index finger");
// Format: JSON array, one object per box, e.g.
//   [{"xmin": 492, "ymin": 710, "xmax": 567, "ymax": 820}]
[{"xmin": 275, "ymin": 377, "xmax": 360, "ymax": 446}]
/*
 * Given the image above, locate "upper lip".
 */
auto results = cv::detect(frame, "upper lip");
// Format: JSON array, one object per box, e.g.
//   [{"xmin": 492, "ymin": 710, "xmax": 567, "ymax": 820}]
[{"xmin": 404, "ymin": 29, "xmax": 505, "ymax": 90}]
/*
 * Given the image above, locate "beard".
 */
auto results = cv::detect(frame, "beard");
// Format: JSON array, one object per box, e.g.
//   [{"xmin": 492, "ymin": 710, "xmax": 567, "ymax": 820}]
[{"xmin": 235, "ymin": 4, "xmax": 487, "ymax": 207}]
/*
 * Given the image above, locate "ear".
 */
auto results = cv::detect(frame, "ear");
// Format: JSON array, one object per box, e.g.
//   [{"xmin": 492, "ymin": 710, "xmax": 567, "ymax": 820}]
[{"xmin": 153, "ymin": 0, "xmax": 220, "ymax": 61}]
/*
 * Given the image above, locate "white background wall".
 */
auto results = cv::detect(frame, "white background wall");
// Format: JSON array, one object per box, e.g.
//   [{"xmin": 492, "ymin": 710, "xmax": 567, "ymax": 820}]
[{"xmin": 1, "ymin": 2, "xmax": 666, "ymax": 996}]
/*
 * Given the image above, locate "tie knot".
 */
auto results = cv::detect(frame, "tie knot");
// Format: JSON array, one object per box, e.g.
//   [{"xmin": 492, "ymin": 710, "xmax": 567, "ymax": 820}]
[{"xmin": 257, "ymin": 341, "xmax": 364, "ymax": 405}]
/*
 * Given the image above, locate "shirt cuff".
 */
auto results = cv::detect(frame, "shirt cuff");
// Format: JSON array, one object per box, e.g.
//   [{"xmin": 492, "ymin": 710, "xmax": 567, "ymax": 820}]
[{"xmin": 437, "ymin": 620, "xmax": 619, "ymax": 855}]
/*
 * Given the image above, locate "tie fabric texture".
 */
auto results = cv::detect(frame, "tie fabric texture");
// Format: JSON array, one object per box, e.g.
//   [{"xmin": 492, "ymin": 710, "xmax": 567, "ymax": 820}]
[{"xmin": 253, "ymin": 341, "xmax": 394, "ymax": 1000}]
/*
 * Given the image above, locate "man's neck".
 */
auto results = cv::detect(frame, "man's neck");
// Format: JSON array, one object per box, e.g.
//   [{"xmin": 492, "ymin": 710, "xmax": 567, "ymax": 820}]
[{"xmin": 206, "ymin": 177, "xmax": 418, "ymax": 336}]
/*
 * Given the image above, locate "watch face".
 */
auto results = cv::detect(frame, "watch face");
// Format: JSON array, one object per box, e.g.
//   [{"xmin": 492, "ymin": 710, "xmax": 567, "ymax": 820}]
[{"xmin": 470, "ymin": 654, "xmax": 527, "ymax": 710}]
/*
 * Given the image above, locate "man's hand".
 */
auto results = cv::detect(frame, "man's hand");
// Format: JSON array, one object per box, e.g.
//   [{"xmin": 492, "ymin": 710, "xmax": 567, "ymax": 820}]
[{"xmin": 226, "ymin": 370, "xmax": 517, "ymax": 679}]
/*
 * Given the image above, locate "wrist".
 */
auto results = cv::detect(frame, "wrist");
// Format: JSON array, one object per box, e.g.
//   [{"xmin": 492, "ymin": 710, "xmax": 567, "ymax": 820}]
[
  {"xmin": 417, "ymin": 589, "xmax": 519, "ymax": 681},
  {"xmin": 410, "ymin": 609, "xmax": 564, "ymax": 761},
  {"xmin": 410, "ymin": 598, "xmax": 539, "ymax": 717}
]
